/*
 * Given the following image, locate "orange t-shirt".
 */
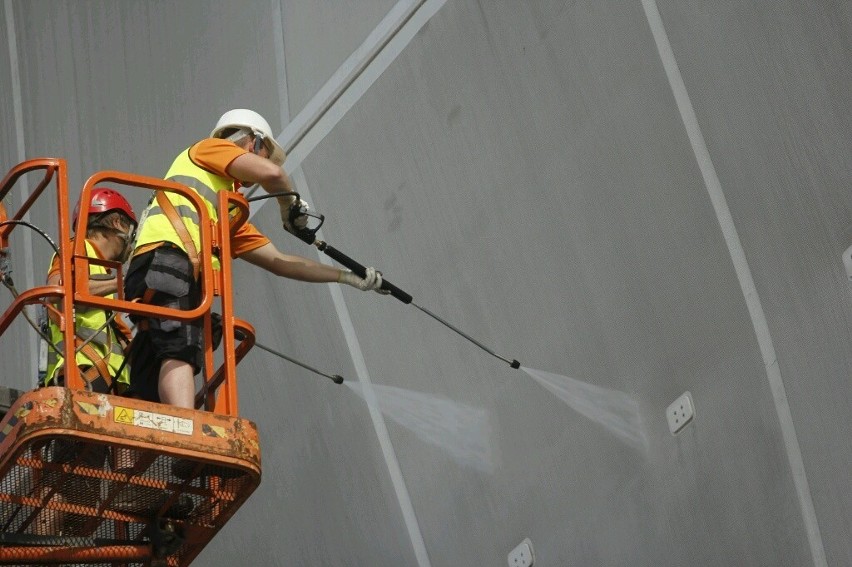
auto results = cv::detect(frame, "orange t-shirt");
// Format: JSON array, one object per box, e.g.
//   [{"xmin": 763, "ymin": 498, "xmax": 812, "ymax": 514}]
[
  {"xmin": 135, "ymin": 138, "xmax": 271, "ymax": 258},
  {"xmin": 188, "ymin": 138, "xmax": 271, "ymax": 258}
]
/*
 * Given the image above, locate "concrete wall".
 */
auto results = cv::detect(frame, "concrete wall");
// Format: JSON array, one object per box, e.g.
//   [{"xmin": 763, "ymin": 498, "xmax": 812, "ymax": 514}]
[{"xmin": 1, "ymin": 1, "xmax": 850, "ymax": 565}]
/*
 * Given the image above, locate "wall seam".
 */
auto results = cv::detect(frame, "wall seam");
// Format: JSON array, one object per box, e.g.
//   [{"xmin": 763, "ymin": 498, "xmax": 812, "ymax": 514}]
[
  {"xmin": 266, "ymin": 2, "xmax": 448, "ymax": 565},
  {"xmin": 640, "ymin": 1, "xmax": 827, "ymax": 565},
  {"xmin": 4, "ymin": 0, "xmax": 38, "ymax": 384}
]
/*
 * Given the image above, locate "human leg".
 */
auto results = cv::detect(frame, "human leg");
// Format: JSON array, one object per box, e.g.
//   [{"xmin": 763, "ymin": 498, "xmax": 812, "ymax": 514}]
[
  {"xmin": 124, "ymin": 246, "xmax": 203, "ymax": 404},
  {"xmin": 159, "ymin": 358, "xmax": 196, "ymax": 409}
]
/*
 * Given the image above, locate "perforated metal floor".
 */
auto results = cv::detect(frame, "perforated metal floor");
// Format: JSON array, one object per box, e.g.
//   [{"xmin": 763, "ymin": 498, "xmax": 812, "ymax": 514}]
[{"xmin": 0, "ymin": 388, "xmax": 261, "ymax": 566}]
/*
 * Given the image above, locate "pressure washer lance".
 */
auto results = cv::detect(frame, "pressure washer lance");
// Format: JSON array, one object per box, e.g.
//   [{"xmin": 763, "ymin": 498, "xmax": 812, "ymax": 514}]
[
  {"xmin": 247, "ymin": 192, "xmax": 521, "ymax": 370},
  {"xmin": 253, "ymin": 341, "xmax": 344, "ymax": 384},
  {"xmin": 312, "ymin": 239, "xmax": 520, "ymax": 370},
  {"xmin": 234, "ymin": 327, "xmax": 344, "ymax": 384}
]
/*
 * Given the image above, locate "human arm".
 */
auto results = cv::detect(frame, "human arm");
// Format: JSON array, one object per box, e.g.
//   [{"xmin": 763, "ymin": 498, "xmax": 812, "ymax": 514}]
[
  {"xmin": 239, "ymin": 242, "xmax": 339, "ymax": 282},
  {"xmin": 227, "ymin": 152, "xmax": 303, "ymax": 227},
  {"xmin": 228, "ymin": 151, "xmax": 294, "ymax": 196},
  {"xmin": 46, "ymin": 262, "xmax": 118, "ymax": 297},
  {"xmin": 193, "ymin": 138, "xmax": 307, "ymax": 231},
  {"xmin": 239, "ymin": 242, "xmax": 383, "ymax": 290},
  {"xmin": 47, "ymin": 271, "xmax": 118, "ymax": 297}
]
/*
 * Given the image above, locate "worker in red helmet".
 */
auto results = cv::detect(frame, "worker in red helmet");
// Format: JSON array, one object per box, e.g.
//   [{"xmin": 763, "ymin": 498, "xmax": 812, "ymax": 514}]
[
  {"xmin": 33, "ymin": 188, "xmax": 191, "ymax": 535},
  {"xmin": 45, "ymin": 187, "xmax": 138, "ymax": 390}
]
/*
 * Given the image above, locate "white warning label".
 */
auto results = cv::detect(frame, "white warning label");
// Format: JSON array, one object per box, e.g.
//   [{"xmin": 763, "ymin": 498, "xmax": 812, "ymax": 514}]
[{"xmin": 133, "ymin": 409, "xmax": 194, "ymax": 436}]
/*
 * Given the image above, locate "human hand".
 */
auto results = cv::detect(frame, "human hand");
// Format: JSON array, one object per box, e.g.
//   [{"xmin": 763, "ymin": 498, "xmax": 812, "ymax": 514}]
[
  {"xmin": 338, "ymin": 267, "xmax": 386, "ymax": 293},
  {"xmin": 280, "ymin": 198, "xmax": 310, "ymax": 233}
]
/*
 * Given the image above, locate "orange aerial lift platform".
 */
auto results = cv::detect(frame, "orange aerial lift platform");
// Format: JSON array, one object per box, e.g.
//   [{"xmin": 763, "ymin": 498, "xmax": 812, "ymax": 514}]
[{"xmin": 0, "ymin": 158, "xmax": 262, "ymax": 566}]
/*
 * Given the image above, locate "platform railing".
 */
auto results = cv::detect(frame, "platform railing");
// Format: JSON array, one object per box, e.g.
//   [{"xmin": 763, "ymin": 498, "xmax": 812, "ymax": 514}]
[{"xmin": 0, "ymin": 158, "xmax": 257, "ymax": 415}]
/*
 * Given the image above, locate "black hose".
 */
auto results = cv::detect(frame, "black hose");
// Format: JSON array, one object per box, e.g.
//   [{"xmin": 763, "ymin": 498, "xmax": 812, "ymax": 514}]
[
  {"xmin": 245, "ymin": 191, "xmax": 300, "ymax": 203},
  {"xmin": 0, "ymin": 220, "xmax": 59, "ymax": 254}
]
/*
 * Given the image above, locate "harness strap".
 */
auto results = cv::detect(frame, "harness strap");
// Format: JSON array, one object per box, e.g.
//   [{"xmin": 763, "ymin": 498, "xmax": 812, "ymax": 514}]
[
  {"xmin": 155, "ymin": 191, "xmax": 200, "ymax": 280},
  {"xmin": 45, "ymin": 303, "xmax": 115, "ymax": 388},
  {"xmin": 133, "ymin": 288, "xmax": 158, "ymax": 331},
  {"xmin": 67, "ymin": 338, "xmax": 113, "ymax": 388},
  {"xmin": 53, "ymin": 328, "xmax": 125, "ymax": 356}
]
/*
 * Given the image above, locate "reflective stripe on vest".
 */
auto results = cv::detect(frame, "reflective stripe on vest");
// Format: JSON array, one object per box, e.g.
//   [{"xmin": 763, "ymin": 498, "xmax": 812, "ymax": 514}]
[
  {"xmin": 133, "ymin": 147, "xmax": 235, "ymax": 271},
  {"xmin": 44, "ymin": 240, "xmax": 129, "ymax": 386},
  {"xmin": 48, "ymin": 327, "xmax": 126, "ymax": 363}
]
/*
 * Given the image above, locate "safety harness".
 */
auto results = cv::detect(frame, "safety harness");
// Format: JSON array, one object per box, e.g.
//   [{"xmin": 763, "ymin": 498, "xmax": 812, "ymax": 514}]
[
  {"xmin": 155, "ymin": 191, "xmax": 200, "ymax": 281},
  {"xmin": 44, "ymin": 239, "xmax": 132, "ymax": 392},
  {"xmin": 44, "ymin": 300, "xmax": 129, "ymax": 392}
]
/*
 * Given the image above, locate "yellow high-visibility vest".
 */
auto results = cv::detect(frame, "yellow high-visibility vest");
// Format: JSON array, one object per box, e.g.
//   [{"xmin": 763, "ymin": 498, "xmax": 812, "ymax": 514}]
[
  {"xmin": 44, "ymin": 240, "xmax": 129, "ymax": 387},
  {"xmin": 133, "ymin": 147, "xmax": 235, "ymax": 270}
]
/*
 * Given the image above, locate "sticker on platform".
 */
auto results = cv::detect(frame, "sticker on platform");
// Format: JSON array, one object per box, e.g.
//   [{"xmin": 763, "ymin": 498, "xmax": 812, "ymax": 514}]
[
  {"xmin": 77, "ymin": 401, "xmax": 101, "ymax": 415},
  {"xmin": 134, "ymin": 410, "xmax": 193, "ymax": 436},
  {"xmin": 113, "ymin": 406, "xmax": 193, "ymax": 436},
  {"xmin": 16, "ymin": 403, "xmax": 32, "ymax": 418},
  {"xmin": 114, "ymin": 406, "xmax": 134, "ymax": 425},
  {"xmin": 202, "ymin": 424, "xmax": 228, "ymax": 438}
]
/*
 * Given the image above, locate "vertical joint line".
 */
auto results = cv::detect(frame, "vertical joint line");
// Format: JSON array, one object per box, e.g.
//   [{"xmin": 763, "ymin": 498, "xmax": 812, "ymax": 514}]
[
  {"xmin": 5, "ymin": 0, "xmax": 38, "ymax": 384},
  {"xmin": 639, "ymin": 1, "xmax": 826, "ymax": 565}
]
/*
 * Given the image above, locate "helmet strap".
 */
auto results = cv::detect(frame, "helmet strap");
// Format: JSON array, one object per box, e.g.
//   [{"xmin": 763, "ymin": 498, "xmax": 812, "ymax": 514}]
[{"xmin": 111, "ymin": 226, "xmax": 136, "ymax": 262}]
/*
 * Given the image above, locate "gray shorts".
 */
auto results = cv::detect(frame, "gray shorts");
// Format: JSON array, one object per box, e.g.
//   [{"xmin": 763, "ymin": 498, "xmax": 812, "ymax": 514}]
[{"xmin": 124, "ymin": 246, "xmax": 202, "ymax": 402}]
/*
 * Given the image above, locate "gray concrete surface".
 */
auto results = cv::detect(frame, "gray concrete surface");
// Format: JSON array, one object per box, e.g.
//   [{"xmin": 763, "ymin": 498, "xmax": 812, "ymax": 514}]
[{"xmin": 1, "ymin": 0, "xmax": 850, "ymax": 565}]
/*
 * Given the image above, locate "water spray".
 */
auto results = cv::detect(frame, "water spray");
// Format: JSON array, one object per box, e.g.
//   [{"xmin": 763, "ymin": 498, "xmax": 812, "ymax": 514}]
[
  {"xmin": 247, "ymin": 192, "xmax": 521, "ymax": 370},
  {"xmin": 243, "ymin": 196, "xmax": 646, "ymax": 452}
]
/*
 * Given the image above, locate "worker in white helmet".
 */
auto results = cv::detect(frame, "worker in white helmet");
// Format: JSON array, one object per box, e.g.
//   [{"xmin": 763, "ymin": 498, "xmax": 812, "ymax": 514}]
[{"xmin": 124, "ymin": 110, "xmax": 383, "ymax": 469}]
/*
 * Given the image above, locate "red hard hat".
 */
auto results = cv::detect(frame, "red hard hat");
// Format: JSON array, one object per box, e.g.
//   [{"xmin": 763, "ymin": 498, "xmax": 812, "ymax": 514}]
[{"xmin": 72, "ymin": 187, "xmax": 137, "ymax": 229}]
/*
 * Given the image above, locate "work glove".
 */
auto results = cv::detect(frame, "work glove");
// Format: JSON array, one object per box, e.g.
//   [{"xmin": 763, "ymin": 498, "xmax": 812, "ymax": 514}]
[
  {"xmin": 280, "ymin": 198, "xmax": 311, "ymax": 234},
  {"xmin": 338, "ymin": 267, "xmax": 386, "ymax": 293}
]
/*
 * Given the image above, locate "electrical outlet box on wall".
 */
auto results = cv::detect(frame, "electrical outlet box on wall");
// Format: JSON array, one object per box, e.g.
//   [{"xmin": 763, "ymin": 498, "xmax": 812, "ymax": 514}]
[
  {"xmin": 666, "ymin": 391, "xmax": 695, "ymax": 435},
  {"xmin": 842, "ymin": 244, "xmax": 852, "ymax": 280},
  {"xmin": 508, "ymin": 538, "xmax": 534, "ymax": 567}
]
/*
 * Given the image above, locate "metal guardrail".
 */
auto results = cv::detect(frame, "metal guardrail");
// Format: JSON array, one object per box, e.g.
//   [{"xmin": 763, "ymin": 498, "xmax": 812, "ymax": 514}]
[{"xmin": 0, "ymin": 386, "xmax": 22, "ymax": 420}]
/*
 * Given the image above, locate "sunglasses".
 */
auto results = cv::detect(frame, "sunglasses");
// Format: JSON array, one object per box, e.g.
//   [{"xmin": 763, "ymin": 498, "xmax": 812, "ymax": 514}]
[{"xmin": 252, "ymin": 133, "xmax": 273, "ymax": 156}]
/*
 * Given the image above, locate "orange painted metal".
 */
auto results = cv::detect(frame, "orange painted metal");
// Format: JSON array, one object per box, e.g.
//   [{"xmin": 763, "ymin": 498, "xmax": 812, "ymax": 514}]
[
  {"xmin": 0, "ymin": 159, "xmax": 262, "ymax": 565},
  {"xmin": 0, "ymin": 545, "xmax": 154, "ymax": 564},
  {"xmin": 0, "ymin": 388, "xmax": 261, "ymax": 566},
  {"xmin": 0, "ymin": 199, "xmax": 8, "ymax": 249}
]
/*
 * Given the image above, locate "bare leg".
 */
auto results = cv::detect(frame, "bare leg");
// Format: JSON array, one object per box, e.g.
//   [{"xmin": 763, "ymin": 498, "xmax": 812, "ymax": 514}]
[{"xmin": 158, "ymin": 359, "xmax": 195, "ymax": 409}]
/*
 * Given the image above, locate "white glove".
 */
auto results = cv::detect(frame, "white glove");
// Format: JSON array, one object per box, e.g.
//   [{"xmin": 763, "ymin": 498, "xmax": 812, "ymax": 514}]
[
  {"xmin": 281, "ymin": 199, "xmax": 310, "ymax": 233},
  {"xmin": 338, "ymin": 267, "xmax": 384, "ymax": 292}
]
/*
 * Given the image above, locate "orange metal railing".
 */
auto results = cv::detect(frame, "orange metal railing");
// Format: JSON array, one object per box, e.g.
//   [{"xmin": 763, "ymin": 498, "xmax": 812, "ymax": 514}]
[
  {"xmin": 0, "ymin": 158, "xmax": 256, "ymax": 414},
  {"xmin": 0, "ymin": 159, "xmax": 263, "ymax": 566}
]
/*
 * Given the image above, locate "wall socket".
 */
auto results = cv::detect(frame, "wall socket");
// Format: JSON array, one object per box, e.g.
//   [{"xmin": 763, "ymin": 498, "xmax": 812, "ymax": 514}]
[
  {"xmin": 843, "ymin": 244, "xmax": 852, "ymax": 280},
  {"xmin": 666, "ymin": 391, "xmax": 695, "ymax": 435},
  {"xmin": 508, "ymin": 537, "xmax": 534, "ymax": 567}
]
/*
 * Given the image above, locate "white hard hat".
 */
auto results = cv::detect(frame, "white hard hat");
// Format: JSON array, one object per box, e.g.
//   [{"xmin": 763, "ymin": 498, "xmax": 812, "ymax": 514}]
[{"xmin": 211, "ymin": 109, "xmax": 286, "ymax": 166}]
